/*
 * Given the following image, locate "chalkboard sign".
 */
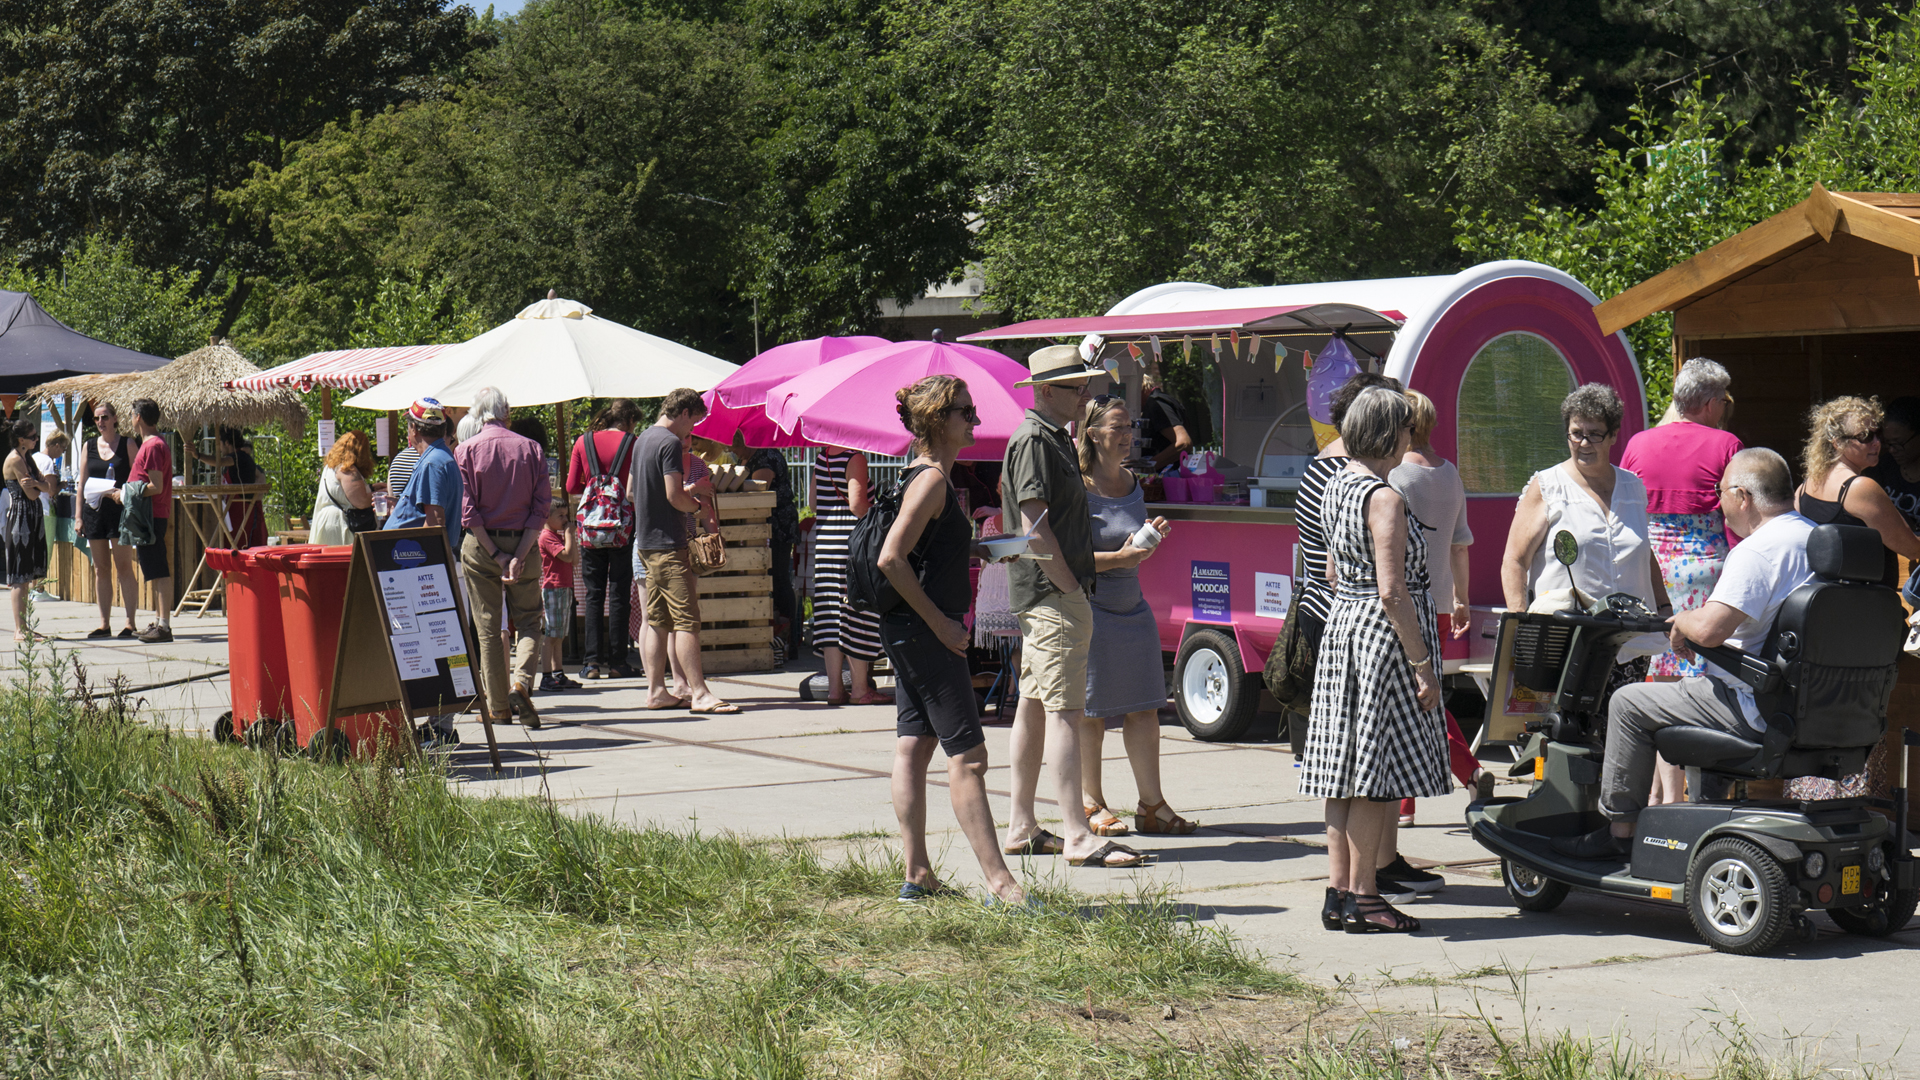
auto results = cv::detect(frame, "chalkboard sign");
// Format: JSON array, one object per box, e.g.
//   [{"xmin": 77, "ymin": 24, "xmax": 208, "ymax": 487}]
[{"xmin": 327, "ymin": 526, "xmax": 501, "ymax": 771}]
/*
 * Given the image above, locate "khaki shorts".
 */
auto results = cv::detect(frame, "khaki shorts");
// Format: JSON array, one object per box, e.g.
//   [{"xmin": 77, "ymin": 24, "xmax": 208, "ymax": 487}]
[
  {"xmin": 1016, "ymin": 588, "xmax": 1093, "ymax": 712},
  {"xmin": 640, "ymin": 547, "xmax": 700, "ymax": 633}
]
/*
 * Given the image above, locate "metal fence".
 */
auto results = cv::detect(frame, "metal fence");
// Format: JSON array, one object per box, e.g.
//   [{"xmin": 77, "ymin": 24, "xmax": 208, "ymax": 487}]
[{"xmin": 783, "ymin": 447, "xmax": 908, "ymax": 512}]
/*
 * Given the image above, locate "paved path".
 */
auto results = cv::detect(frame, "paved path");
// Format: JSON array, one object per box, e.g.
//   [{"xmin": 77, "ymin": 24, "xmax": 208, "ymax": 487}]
[{"xmin": 12, "ymin": 594, "xmax": 1915, "ymax": 1074}]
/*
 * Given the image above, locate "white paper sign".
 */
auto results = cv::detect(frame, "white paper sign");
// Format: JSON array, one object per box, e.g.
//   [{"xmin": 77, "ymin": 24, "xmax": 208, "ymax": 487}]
[
  {"xmin": 390, "ymin": 634, "xmax": 437, "ymax": 681},
  {"xmin": 316, "ymin": 419, "xmax": 336, "ymax": 457},
  {"xmin": 448, "ymin": 655, "xmax": 476, "ymax": 696},
  {"xmin": 1255, "ymin": 572, "xmax": 1291, "ymax": 620},
  {"xmin": 420, "ymin": 609, "xmax": 464, "ymax": 658},
  {"xmin": 378, "ymin": 565, "xmax": 456, "ymax": 620},
  {"xmin": 376, "ymin": 416, "xmax": 392, "ymax": 458}
]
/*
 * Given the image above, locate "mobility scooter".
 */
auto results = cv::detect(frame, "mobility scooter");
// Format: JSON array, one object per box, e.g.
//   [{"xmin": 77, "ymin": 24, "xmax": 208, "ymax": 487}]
[{"xmin": 1467, "ymin": 524, "xmax": 1920, "ymax": 954}]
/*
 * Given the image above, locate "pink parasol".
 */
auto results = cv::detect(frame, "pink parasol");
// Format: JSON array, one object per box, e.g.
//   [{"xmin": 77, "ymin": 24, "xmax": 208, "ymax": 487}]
[
  {"xmin": 691, "ymin": 334, "xmax": 890, "ymax": 447},
  {"xmin": 762, "ymin": 339, "xmax": 1036, "ymax": 461}
]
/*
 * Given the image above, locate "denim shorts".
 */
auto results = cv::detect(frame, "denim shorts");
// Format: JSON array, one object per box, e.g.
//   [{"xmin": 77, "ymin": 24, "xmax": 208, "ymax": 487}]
[{"xmin": 883, "ymin": 611, "xmax": 984, "ymax": 757}]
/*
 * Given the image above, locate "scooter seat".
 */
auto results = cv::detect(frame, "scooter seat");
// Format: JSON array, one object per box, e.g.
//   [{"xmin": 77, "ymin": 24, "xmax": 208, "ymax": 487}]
[{"xmin": 1654, "ymin": 726, "xmax": 1763, "ymax": 771}]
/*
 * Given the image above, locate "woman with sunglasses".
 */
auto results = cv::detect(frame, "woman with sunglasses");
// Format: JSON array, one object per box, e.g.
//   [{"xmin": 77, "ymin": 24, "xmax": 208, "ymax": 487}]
[
  {"xmin": 1787, "ymin": 396, "xmax": 1920, "ymax": 801},
  {"xmin": 75, "ymin": 401, "xmax": 139, "ymax": 638},
  {"xmin": 1798, "ymin": 396, "xmax": 1920, "ymax": 589}
]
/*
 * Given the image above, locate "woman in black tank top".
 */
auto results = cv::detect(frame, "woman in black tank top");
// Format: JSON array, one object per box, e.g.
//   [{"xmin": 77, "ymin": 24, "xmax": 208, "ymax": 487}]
[
  {"xmin": 880, "ymin": 375, "xmax": 1031, "ymax": 907},
  {"xmin": 76, "ymin": 402, "xmax": 140, "ymax": 637},
  {"xmin": 1797, "ymin": 397, "xmax": 1920, "ymax": 587}
]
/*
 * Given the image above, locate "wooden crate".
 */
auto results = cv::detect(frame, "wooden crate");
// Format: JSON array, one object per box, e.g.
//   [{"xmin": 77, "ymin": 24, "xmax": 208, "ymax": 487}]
[{"xmin": 699, "ymin": 490, "xmax": 779, "ymax": 673}]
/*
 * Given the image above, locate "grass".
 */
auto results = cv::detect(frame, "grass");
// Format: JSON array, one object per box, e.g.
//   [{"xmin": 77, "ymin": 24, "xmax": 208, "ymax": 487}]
[{"xmin": 0, "ymin": 650, "xmax": 1869, "ymax": 1078}]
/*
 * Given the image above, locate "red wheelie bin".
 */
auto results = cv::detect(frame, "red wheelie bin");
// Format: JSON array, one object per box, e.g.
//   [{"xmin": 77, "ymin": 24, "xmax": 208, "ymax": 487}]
[
  {"xmin": 256, "ymin": 544, "xmax": 409, "ymax": 760},
  {"xmin": 207, "ymin": 547, "xmax": 291, "ymax": 745}
]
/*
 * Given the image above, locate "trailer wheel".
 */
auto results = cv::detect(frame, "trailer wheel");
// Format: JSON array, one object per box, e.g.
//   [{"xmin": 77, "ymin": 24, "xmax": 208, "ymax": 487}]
[
  {"xmin": 213, "ymin": 711, "xmax": 235, "ymax": 744},
  {"xmin": 307, "ymin": 727, "xmax": 352, "ymax": 765},
  {"xmin": 1174, "ymin": 628, "xmax": 1259, "ymax": 741},
  {"xmin": 1503, "ymin": 859, "xmax": 1570, "ymax": 912},
  {"xmin": 1687, "ymin": 837, "xmax": 1793, "ymax": 955}
]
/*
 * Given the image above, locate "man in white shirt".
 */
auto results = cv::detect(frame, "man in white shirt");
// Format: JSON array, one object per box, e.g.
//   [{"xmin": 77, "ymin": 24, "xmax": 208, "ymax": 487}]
[{"xmin": 1556, "ymin": 448, "xmax": 1815, "ymax": 860}]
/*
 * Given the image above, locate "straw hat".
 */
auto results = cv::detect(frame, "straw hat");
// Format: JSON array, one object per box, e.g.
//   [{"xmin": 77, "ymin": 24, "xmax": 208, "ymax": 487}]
[{"xmin": 1013, "ymin": 344, "xmax": 1099, "ymax": 388}]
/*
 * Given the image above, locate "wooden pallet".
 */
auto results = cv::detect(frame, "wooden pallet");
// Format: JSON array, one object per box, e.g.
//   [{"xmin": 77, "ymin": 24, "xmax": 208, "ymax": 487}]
[{"xmin": 699, "ymin": 491, "xmax": 779, "ymax": 674}]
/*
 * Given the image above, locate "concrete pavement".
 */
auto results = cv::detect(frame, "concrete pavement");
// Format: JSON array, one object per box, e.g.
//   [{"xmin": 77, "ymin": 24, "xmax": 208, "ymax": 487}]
[{"xmin": 11, "ymin": 593, "xmax": 1916, "ymax": 1075}]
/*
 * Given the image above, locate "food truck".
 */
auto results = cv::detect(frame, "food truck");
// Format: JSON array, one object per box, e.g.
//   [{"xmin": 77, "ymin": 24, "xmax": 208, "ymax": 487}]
[{"xmin": 962, "ymin": 260, "xmax": 1645, "ymax": 739}]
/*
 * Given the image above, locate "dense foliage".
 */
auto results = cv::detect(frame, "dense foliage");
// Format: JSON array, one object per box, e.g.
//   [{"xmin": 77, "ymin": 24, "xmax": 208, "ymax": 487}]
[{"xmin": 0, "ymin": 0, "xmax": 1918, "ymax": 409}]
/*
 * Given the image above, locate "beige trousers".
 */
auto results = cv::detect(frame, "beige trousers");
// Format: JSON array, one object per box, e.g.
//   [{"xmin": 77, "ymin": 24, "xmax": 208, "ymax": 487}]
[{"xmin": 461, "ymin": 532, "xmax": 542, "ymax": 716}]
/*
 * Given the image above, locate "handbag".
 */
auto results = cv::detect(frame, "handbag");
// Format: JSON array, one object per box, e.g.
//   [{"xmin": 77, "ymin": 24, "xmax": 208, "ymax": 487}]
[
  {"xmin": 689, "ymin": 531, "xmax": 728, "ymax": 575},
  {"xmin": 1262, "ymin": 576, "xmax": 1323, "ymax": 714},
  {"xmin": 328, "ymin": 469, "xmax": 379, "ymax": 534}
]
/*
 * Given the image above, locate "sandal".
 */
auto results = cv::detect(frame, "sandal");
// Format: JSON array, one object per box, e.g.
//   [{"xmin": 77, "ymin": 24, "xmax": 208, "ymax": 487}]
[
  {"xmin": 689, "ymin": 699, "xmax": 742, "ymax": 715},
  {"xmin": 1343, "ymin": 892, "xmax": 1421, "ymax": 934},
  {"xmin": 1002, "ymin": 828, "xmax": 1065, "ymax": 856},
  {"xmin": 87, "ymin": 627, "xmax": 112, "ymax": 640},
  {"xmin": 1322, "ymin": 887, "xmax": 1347, "ymax": 931},
  {"xmin": 1134, "ymin": 798, "xmax": 1197, "ymax": 835},
  {"xmin": 849, "ymin": 691, "xmax": 893, "ymax": 706},
  {"xmin": 1068, "ymin": 840, "xmax": 1150, "ymax": 869},
  {"xmin": 1085, "ymin": 804, "xmax": 1130, "ymax": 836}
]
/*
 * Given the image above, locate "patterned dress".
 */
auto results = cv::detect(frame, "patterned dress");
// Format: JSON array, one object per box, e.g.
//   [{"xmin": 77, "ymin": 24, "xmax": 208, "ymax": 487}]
[
  {"xmin": 1646, "ymin": 511, "xmax": 1728, "ymax": 677},
  {"xmin": 1300, "ymin": 468, "xmax": 1448, "ymax": 800},
  {"xmin": 810, "ymin": 448, "xmax": 881, "ymax": 660}
]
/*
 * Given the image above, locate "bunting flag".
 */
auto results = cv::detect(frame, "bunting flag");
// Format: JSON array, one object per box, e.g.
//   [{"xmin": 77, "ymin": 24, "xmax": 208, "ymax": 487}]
[
  {"xmin": 1209, "ymin": 333, "xmax": 1220, "ymax": 358},
  {"xmin": 1182, "ymin": 335, "xmax": 1193, "ymax": 361},
  {"xmin": 1126, "ymin": 341, "xmax": 1143, "ymax": 360},
  {"xmin": 1149, "ymin": 334, "xmax": 1163, "ymax": 360},
  {"xmin": 1302, "ymin": 348, "xmax": 1313, "ymax": 370},
  {"xmin": 1229, "ymin": 329, "xmax": 1240, "ymax": 353},
  {"xmin": 1250, "ymin": 333, "xmax": 1262, "ymax": 359}
]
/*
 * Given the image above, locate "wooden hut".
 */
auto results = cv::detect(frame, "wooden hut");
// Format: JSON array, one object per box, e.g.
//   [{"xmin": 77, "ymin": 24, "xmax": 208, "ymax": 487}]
[
  {"xmin": 1599, "ymin": 183, "xmax": 1920, "ymax": 807},
  {"xmin": 1597, "ymin": 184, "xmax": 1920, "ymax": 454}
]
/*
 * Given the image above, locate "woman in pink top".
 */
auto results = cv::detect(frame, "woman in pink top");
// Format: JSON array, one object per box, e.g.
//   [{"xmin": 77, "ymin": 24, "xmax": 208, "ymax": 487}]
[{"xmin": 1620, "ymin": 358, "xmax": 1742, "ymax": 681}]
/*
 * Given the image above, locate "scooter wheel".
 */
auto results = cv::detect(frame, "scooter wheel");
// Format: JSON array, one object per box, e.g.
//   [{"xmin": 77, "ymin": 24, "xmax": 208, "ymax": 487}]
[
  {"xmin": 1687, "ymin": 837, "xmax": 1793, "ymax": 955},
  {"xmin": 1828, "ymin": 883, "xmax": 1918, "ymax": 938},
  {"xmin": 1503, "ymin": 859, "xmax": 1570, "ymax": 912}
]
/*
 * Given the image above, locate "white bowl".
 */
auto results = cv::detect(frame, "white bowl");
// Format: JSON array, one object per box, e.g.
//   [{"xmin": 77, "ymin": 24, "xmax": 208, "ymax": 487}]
[{"xmin": 979, "ymin": 535, "xmax": 1032, "ymax": 559}]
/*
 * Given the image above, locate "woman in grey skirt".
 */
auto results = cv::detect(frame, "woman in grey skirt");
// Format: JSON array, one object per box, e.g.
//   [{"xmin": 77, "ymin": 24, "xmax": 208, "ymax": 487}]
[{"xmin": 1076, "ymin": 395, "xmax": 1196, "ymax": 836}]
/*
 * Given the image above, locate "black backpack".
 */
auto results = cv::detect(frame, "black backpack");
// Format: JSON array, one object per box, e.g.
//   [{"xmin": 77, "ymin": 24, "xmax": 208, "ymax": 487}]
[{"xmin": 847, "ymin": 464, "xmax": 937, "ymax": 616}]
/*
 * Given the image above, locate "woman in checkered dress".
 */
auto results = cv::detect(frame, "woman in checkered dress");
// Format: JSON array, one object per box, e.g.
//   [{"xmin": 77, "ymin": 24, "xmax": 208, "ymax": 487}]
[{"xmin": 1302, "ymin": 387, "xmax": 1448, "ymax": 934}]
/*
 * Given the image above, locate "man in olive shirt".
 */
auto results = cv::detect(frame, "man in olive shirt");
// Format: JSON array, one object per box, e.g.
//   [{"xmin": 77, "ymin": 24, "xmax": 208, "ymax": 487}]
[{"xmin": 1001, "ymin": 345, "xmax": 1145, "ymax": 868}]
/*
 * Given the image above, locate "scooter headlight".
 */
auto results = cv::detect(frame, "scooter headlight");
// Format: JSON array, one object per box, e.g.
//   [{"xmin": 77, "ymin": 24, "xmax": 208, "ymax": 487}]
[
  {"xmin": 1867, "ymin": 847, "xmax": 1885, "ymax": 874},
  {"xmin": 1802, "ymin": 851, "xmax": 1827, "ymax": 878}
]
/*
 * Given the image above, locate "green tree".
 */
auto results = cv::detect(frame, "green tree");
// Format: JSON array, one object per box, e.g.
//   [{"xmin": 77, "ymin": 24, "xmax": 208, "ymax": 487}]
[
  {"xmin": 0, "ymin": 235, "xmax": 220, "ymax": 359},
  {"xmin": 230, "ymin": 0, "xmax": 766, "ymax": 360},
  {"xmin": 0, "ymin": 0, "xmax": 486, "ymax": 330},
  {"xmin": 918, "ymin": 0, "xmax": 1586, "ymax": 322}
]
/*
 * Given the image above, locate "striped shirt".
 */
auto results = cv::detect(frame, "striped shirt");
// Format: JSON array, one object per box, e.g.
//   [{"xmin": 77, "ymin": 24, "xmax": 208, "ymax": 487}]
[{"xmin": 1294, "ymin": 454, "xmax": 1349, "ymax": 625}]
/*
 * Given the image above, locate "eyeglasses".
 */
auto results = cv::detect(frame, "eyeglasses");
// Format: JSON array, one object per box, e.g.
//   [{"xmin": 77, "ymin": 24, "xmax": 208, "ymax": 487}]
[
  {"xmin": 1047, "ymin": 381, "xmax": 1094, "ymax": 398},
  {"xmin": 943, "ymin": 405, "xmax": 981, "ymax": 424},
  {"xmin": 1567, "ymin": 429, "xmax": 1612, "ymax": 445},
  {"xmin": 1717, "ymin": 483, "xmax": 1745, "ymax": 499},
  {"xmin": 1092, "ymin": 394, "xmax": 1121, "ymax": 407},
  {"xmin": 94, "ymin": 413, "xmax": 115, "ymax": 423},
  {"xmin": 1841, "ymin": 429, "xmax": 1882, "ymax": 445}
]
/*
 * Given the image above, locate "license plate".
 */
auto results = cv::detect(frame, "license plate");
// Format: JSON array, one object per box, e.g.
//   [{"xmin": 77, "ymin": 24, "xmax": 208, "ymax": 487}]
[{"xmin": 1842, "ymin": 865, "xmax": 1862, "ymax": 895}]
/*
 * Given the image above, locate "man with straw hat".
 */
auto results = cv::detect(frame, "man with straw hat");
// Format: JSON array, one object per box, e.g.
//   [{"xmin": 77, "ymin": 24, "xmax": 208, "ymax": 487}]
[{"xmin": 1000, "ymin": 345, "xmax": 1147, "ymax": 868}]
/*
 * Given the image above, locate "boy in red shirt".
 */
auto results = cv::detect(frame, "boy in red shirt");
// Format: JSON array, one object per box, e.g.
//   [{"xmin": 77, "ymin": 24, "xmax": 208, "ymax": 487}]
[
  {"xmin": 538, "ymin": 499, "xmax": 579, "ymax": 691},
  {"xmin": 106, "ymin": 398, "xmax": 174, "ymax": 643}
]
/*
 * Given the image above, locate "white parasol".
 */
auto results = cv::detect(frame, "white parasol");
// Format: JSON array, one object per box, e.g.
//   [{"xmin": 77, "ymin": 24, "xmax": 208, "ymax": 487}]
[{"xmin": 343, "ymin": 295, "xmax": 737, "ymax": 410}]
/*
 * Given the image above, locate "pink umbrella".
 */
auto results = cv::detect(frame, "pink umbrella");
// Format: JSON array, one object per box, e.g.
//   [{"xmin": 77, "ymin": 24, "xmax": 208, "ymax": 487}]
[
  {"xmin": 763, "ymin": 339, "xmax": 1037, "ymax": 461},
  {"xmin": 692, "ymin": 334, "xmax": 890, "ymax": 447}
]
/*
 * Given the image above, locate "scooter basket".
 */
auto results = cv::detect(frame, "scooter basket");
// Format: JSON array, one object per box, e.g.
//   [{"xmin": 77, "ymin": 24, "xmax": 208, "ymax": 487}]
[{"xmin": 1508, "ymin": 615, "xmax": 1576, "ymax": 693}]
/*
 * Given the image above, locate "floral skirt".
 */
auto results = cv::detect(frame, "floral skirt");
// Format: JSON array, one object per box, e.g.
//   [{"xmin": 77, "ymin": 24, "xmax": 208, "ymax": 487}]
[{"xmin": 1647, "ymin": 511, "xmax": 1729, "ymax": 678}]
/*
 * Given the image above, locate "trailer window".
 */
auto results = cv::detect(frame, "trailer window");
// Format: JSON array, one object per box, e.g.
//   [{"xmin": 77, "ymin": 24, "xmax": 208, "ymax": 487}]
[{"xmin": 1456, "ymin": 333, "xmax": 1576, "ymax": 494}]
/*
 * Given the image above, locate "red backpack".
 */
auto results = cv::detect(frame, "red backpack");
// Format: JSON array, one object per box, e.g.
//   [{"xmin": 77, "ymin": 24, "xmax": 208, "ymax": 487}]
[{"xmin": 576, "ymin": 432, "xmax": 636, "ymax": 548}]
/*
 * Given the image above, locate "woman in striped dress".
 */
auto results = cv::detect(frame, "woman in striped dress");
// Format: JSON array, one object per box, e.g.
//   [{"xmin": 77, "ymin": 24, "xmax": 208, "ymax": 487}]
[
  {"xmin": 813, "ymin": 446, "xmax": 887, "ymax": 704},
  {"xmin": 1303, "ymin": 387, "xmax": 1447, "ymax": 934}
]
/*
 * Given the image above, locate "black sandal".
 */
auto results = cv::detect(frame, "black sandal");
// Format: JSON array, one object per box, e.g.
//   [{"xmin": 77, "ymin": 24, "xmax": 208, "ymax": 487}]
[
  {"xmin": 1322, "ymin": 887, "xmax": 1347, "ymax": 931},
  {"xmin": 1343, "ymin": 892, "xmax": 1420, "ymax": 934},
  {"xmin": 1067, "ymin": 840, "xmax": 1150, "ymax": 868}
]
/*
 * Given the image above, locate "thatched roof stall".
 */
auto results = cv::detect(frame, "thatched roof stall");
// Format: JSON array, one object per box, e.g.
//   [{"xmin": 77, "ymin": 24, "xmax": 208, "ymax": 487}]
[
  {"xmin": 132, "ymin": 341, "xmax": 307, "ymax": 436},
  {"xmin": 25, "ymin": 371, "xmax": 145, "ymax": 435}
]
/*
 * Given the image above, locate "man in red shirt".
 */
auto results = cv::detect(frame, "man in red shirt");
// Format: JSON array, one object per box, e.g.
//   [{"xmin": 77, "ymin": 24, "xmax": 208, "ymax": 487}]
[
  {"xmin": 565, "ymin": 398, "xmax": 640, "ymax": 678},
  {"xmin": 113, "ymin": 398, "xmax": 174, "ymax": 643},
  {"xmin": 455, "ymin": 386, "xmax": 552, "ymax": 727}
]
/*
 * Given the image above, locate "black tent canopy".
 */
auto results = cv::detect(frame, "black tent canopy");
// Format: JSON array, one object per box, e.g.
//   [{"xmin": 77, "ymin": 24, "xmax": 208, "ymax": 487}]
[{"xmin": 0, "ymin": 290, "xmax": 169, "ymax": 395}]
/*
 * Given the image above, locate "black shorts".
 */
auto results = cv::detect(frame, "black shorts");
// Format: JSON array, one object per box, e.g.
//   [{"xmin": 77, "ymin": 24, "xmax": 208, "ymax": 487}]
[
  {"xmin": 81, "ymin": 496, "xmax": 123, "ymax": 541},
  {"xmin": 137, "ymin": 516, "xmax": 170, "ymax": 580},
  {"xmin": 883, "ymin": 610, "xmax": 984, "ymax": 757}
]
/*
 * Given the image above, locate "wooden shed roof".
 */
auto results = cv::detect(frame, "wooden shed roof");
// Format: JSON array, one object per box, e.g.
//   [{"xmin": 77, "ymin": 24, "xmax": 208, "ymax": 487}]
[{"xmin": 1594, "ymin": 185, "xmax": 1920, "ymax": 335}]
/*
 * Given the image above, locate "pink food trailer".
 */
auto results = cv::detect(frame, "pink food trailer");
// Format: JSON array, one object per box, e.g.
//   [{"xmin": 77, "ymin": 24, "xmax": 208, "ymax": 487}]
[{"xmin": 961, "ymin": 260, "xmax": 1645, "ymax": 739}]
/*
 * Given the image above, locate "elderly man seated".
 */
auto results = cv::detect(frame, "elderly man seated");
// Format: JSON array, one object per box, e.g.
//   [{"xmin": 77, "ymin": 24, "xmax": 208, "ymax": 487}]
[{"xmin": 1554, "ymin": 448, "xmax": 1815, "ymax": 860}]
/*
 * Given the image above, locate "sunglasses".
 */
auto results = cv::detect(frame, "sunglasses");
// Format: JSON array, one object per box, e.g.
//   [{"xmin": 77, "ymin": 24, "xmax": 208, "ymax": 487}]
[
  {"xmin": 943, "ymin": 405, "xmax": 981, "ymax": 424},
  {"xmin": 1842, "ymin": 429, "xmax": 1882, "ymax": 445}
]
